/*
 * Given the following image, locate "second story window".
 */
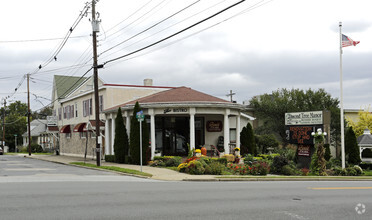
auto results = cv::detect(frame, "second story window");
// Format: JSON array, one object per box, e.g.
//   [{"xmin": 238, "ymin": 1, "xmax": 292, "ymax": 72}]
[
  {"xmin": 75, "ymin": 102, "xmax": 78, "ymax": 118},
  {"xmin": 99, "ymin": 95, "xmax": 103, "ymax": 113},
  {"xmin": 83, "ymin": 99, "xmax": 92, "ymax": 117}
]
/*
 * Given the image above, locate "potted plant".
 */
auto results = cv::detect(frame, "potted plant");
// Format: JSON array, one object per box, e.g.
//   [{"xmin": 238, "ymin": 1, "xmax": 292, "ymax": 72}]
[
  {"xmin": 195, "ymin": 149, "xmax": 202, "ymax": 157},
  {"xmin": 154, "ymin": 149, "xmax": 161, "ymax": 157},
  {"xmin": 234, "ymin": 147, "xmax": 240, "ymax": 156}
]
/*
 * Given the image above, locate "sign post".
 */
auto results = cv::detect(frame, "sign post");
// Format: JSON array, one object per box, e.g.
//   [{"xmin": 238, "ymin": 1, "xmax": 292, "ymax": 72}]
[{"xmin": 136, "ymin": 110, "xmax": 144, "ymax": 172}]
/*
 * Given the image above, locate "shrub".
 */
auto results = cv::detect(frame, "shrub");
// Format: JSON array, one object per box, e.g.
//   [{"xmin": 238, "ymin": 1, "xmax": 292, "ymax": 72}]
[
  {"xmin": 277, "ymin": 148, "xmax": 296, "ymax": 161},
  {"xmin": 250, "ymin": 161, "xmax": 270, "ymax": 175},
  {"xmin": 177, "ymin": 163, "xmax": 187, "ymax": 173},
  {"xmin": 301, "ymin": 168, "xmax": 310, "ymax": 176},
  {"xmin": 271, "ymin": 156, "xmax": 289, "ymax": 174},
  {"xmin": 165, "ymin": 156, "xmax": 182, "ymax": 167},
  {"xmin": 281, "ymin": 165, "xmax": 299, "ymax": 176},
  {"xmin": 345, "ymin": 127, "xmax": 361, "ymax": 165},
  {"xmin": 30, "ymin": 144, "xmax": 43, "ymax": 153},
  {"xmin": 332, "ymin": 166, "xmax": 363, "ymax": 176},
  {"xmin": 255, "ymin": 134, "xmax": 279, "ymax": 154},
  {"xmin": 105, "ymin": 155, "xmax": 115, "ymax": 162},
  {"xmin": 208, "ymin": 161, "xmax": 225, "ymax": 175},
  {"xmin": 113, "ymin": 108, "xmax": 129, "ymax": 163},
  {"xmin": 216, "ymin": 157, "xmax": 227, "ymax": 165},
  {"xmin": 185, "ymin": 160, "xmax": 205, "ymax": 175}
]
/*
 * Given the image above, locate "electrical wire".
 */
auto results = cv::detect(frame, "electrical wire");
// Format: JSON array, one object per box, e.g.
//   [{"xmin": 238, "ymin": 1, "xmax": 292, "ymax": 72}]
[
  {"xmin": 103, "ymin": 0, "xmax": 246, "ymax": 65},
  {"xmin": 0, "ymin": 35, "xmax": 89, "ymax": 44},
  {"xmin": 99, "ymin": 0, "xmax": 201, "ymax": 56}
]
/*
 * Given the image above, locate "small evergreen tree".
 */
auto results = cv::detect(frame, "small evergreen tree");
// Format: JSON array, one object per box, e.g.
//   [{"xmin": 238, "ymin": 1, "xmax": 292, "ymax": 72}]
[
  {"xmin": 246, "ymin": 123, "xmax": 257, "ymax": 155},
  {"xmin": 345, "ymin": 127, "xmax": 361, "ymax": 165},
  {"xmin": 129, "ymin": 102, "xmax": 149, "ymax": 165},
  {"xmin": 113, "ymin": 108, "xmax": 129, "ymax": 163},
  {"xmin": 240, "ymin": 126, "xmax": 248, "ymax": 155}
]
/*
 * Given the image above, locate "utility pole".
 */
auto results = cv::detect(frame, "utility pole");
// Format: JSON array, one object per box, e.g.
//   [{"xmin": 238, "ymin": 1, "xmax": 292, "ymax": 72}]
[
  {"xmin": 226, "ymin": 90, "xmax": 236, "ymax": 102},
  {"xmin": 2, "ymin": 99, "xmax": 6, "ymax": 149},
  {"xmin": 92, "ymin": 0, "xmax": 101, "ymax": 166},
  {"xmin": 27, "ymin": 73, "xmax": 31, "ymax": 156}
]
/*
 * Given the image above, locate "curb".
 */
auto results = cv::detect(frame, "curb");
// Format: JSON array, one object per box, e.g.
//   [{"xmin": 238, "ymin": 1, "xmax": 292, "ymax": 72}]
[{"xmin": 23, "ymin": 155, "xmax": 151, "ymax": 180}]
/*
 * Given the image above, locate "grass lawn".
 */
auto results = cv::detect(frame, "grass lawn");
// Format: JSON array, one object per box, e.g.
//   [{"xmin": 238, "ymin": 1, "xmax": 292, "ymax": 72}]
[
  {"xmin": 363, "ymin": 170, "xmax": 372, "ymax": 176},
  {"xmin": 70, "ymin": 162, "xmax": 152, "ymax": 177}
]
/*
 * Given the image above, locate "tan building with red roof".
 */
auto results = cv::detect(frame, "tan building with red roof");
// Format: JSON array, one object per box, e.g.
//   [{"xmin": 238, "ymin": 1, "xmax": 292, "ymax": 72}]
[{"xmin": 104, "ymin": 87, "xmax": 254, "ymax": 159}]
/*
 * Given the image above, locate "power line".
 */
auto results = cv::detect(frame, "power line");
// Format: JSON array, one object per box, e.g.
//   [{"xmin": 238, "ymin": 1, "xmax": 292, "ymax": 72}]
[
  {"xmin": 0, "ymin": 35, "xmax": 89, "ymax": 44},
  {"xmin": 99, "ymin": 0, "xmax": 201, "ymax": 56},
  {"xmin": 103, "ymin": 0, "xmax": 246, "ymax": 65}
]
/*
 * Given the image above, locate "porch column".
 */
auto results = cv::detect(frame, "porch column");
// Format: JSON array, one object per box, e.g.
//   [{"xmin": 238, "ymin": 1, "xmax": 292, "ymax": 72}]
[
  {"xmin": 236, "ymin": 113, "xmax": 241, "ymax": 149},
  {"xmin": 125, "ymin": 111, "xmax": 131, "ymax": 137},
  {"xmin": 111, "ymin": 113, "xmax": 116, "ymax": 155},
  {"xmin": 224, "ymin": 109, "xmax": 230, "ymax": 154},
  {"xmin": 190, "ymin": 108, "xmax": 196, "ymax": 150},
  {"xmin": 149, "ymin": 109, "xmax": 156, "ymax": 160},
  {"xmin": 105, "ymin": 118, "xmax": 110, "ymax": 155}
]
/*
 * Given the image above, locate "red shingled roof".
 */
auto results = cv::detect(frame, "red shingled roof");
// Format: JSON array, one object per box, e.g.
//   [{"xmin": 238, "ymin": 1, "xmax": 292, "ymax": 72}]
[{"xmin": 106, "ymin": 87, "xmax": 230, "ymax": 111}]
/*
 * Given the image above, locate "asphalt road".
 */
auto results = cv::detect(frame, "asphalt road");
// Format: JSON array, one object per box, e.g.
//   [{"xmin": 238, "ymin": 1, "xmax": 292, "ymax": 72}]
[{"xmin": 0, "ymin": 155, "xmax": 371, "ymax": 220}]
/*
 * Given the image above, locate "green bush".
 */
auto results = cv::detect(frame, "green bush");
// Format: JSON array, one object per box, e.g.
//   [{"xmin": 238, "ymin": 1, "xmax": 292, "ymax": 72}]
[
  {"xmin": 185, "ymin": 160, "xmax": 205, "ymax": 175},
  {"xmin": 208, "ymin": 161, "xmax": 225, "ymax": 175},
  {"xmin": 271, "ymin": 156, "xmax": 289, "ymax": 174},
  {"xmin": 332, "ymin": 166, "xmax": 363, "ymax": 176},
  {"xmin": 255, "ymin": 134, "xmax": 279, "ymax": 154},
  {"xmin": 216, "ymin": 157, "xmax": 227, "ymax": 165},
  {"xmin": 105, "ymin": 155, "xmax": 115, "ymax": 162},
  {"xmin": 165, "ymin": 157, "xmax": 182, "ymax": 167},
  {"xmin": 30, "ymin": 144, "xmax": 43, "ymax": 153},
  {"xmin": 250, "ymin": 161, "xmax": 270, "ymax": 175},
  {"xmin": 324, "ymin": 144, "xmax": 331, "ymax": 161}
]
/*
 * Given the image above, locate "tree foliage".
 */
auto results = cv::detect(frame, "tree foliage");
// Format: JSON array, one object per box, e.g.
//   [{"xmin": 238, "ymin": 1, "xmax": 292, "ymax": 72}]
[
  {"xmin": 345, "ymin": 127, "xmax": 361, "ymax": 165},
  {"xmin": 0, "ymin": 101, "xmax": 28, "ymax": 151},
  {"xmin": 240, "ymin": 123, "xmax": 257, "ymax": 155},
  {"xmin": 113, "ymin": 108, "xmax": 129, "ymax": 163},
  {"xmin": 346, "ymin": 109, "xmax": 372, "ymax": 137},
  {"xmin": 249, "ymin": 88, "xmax": 340, "ymax": 145},
  {"xmin": 255, "ymin": 134, "xmax": 280, "ymax": 154},
  {"xmin": 129, "ymin": 102, "xmax": 149, "ymax": 165}
]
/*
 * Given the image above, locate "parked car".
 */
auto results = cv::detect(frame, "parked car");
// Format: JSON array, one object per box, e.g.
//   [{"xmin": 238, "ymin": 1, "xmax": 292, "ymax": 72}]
[{"xmin": 0, "ymin": 146, "xmax": 3, "ymax": 155}]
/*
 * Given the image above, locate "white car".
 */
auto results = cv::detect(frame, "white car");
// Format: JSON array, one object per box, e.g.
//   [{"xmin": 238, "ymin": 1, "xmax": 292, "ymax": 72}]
[{"xmin": 0, "ymin": 146, "xmax": 3, "ymax": 155}]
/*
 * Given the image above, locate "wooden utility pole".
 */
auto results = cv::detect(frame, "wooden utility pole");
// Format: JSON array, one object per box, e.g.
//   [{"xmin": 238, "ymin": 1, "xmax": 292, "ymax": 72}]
[
  {"xmin": 2, "ymin": 99, "xmax": 6, "ymax": 149},
  {"xmin": 92, "ymin": 0, "xmax": 101, "ymax": 166},
  {"xmin": 226, "ymin": 90, "xmax": 236, "ymax": 102},
  {"xmin": 27, "ymin": 73, "xmax": 31, "ymax": 156}
]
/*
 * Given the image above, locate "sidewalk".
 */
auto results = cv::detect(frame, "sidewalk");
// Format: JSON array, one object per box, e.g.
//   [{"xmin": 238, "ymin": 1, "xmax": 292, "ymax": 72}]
[
  {"xmin": 19, "ymin": 154, "xmax": 372, "ymax": 182},
  {"xmin": 20, "ymin": 154, "xmax": 217, "ymax": 181}
]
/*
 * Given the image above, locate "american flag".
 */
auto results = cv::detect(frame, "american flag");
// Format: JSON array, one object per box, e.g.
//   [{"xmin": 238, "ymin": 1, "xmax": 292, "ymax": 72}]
[{"xmin": 342, "ymin": 34, "xmax": 360, "ymax": 47}]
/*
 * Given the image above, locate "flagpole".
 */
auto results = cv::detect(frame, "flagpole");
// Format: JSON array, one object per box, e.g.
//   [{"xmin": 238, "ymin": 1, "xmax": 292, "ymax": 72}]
[{"xmin": 339, "ymin": 21, "xmax": 346, "ymax": 169}]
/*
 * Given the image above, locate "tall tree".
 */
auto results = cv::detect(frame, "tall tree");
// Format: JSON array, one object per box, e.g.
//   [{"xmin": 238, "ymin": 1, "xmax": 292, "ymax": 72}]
[
  {"xmin": 129, "ymin": 102, "xmax": 149, "ymax": 165},
  {"xmin": 113, "ymin": 108, "xmax": 129, "ymax": 163},
  {"xmin": 0, "ymin": 101, "xmax": 28, "ymax": 151},
  {"xmin": 249, "ymin": 88, "xmax": 340, "ymax": 145},
  {"xmin": 345, "ymin": 127, "xmax": 361, "ymax": 165},
  {"xmin": 246, "ymin": 123, "xmax": 257, "ymax": 155},
  {"xmin": 346, "ymin": 109, "xmax": 372, "ymax": 137}
]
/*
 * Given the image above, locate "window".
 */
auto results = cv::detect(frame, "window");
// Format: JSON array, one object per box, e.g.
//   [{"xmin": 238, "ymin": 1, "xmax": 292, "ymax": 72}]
[
  {"xmin": 71, "ymin": 105, "xmax": 74, "ymax": 119},
  {"xmin": 99, "ymin": 95, "xmax": 103, "ymax": 112},
  {"xmin": 63, "ymin": 106, "xmax": 67, "ymax": 119},
  {"xmin": 83, "ymin": 99, "xmax": 92, "ymax": 117},
  {"xmin": 80, "ymin": 132, "xmax": 87, "ymax": 139},
  {"xmin": 58, "ymin": 108, "xmax": 62, "ymax": 120},
  {"xmin": 75, "ymin": 102, "xmax": 78, "ymax": 117}
]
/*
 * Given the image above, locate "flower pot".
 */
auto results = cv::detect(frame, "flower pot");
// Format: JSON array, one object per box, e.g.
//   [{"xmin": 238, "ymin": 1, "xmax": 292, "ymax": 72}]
[
  {"xmin": 219, "ymin": 152, "xmax": 225, "ymax": 157},
  {"xmin": 234, "ymin": 151, "xmax": 240, "ymax": 157},
  {"xmin": 195, "ymin": 152, "xmax": 201, "ymax": 157}
]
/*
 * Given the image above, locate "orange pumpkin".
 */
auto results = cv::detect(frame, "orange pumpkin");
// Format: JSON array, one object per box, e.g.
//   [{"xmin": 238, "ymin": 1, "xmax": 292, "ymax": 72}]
[{"xmin": 201, "ymin": 147, "xmax": 207, "ymax": 156}]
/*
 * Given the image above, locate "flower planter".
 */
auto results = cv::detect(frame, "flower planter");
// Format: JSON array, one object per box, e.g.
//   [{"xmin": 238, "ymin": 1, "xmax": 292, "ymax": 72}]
[{"xmin": 234, "ymin": 151, "xmax": 240, "ymax": 157}]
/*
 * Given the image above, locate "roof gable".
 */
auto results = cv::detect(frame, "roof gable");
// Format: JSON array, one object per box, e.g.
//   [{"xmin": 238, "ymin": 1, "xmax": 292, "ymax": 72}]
[
  {"xmin": 106, "ymin": 86, "xmax": 230, "ymax": 111},
  {"xmin": 53, "ymin": 75, "xmax": 87, "ymax": 99}
]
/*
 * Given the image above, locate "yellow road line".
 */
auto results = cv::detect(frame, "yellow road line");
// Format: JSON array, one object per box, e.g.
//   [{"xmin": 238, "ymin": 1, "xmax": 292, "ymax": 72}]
[{"xmin": 310, "ymin": 187, "xmax": 372, "ymax": 190}]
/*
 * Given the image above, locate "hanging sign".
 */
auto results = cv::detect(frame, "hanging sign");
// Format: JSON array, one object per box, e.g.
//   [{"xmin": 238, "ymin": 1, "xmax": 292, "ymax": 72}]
[{"xmin": 206, "ymin": 121, "xmax": 223, "ymax": 132}]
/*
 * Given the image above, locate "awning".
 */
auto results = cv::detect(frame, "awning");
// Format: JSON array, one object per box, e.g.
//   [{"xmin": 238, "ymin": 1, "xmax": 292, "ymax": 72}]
[
  {"xmin": 60, "ymin": 125, "xmax": 71, "ymax": 133},
  {"xmin": 47, "ymin": 126, "xmax": 59, "ymax": 132},
  {"xmin": 73, "ymin": 123, "xmax": 87, "ymax": 132}
]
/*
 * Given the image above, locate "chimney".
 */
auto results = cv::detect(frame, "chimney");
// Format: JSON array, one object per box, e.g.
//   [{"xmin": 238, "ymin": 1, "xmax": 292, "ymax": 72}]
[{"xmin": 144, "ymin": 79, "xmax": 153, "ymax": 86}]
